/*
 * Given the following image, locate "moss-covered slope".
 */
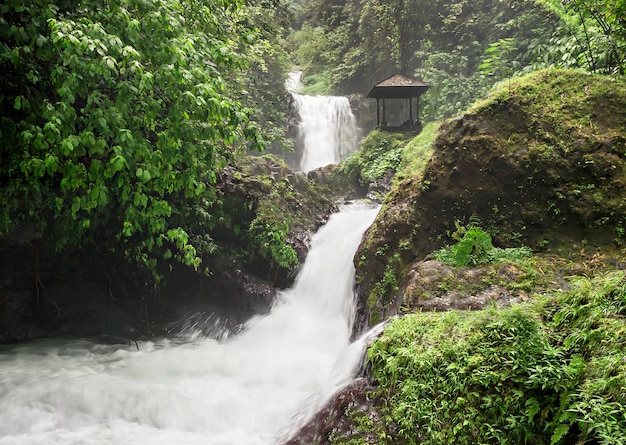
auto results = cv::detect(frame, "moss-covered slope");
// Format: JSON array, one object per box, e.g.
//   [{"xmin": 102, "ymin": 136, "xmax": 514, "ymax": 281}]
[{"xmin": 355, "ymin": 69, "xmax": 626, "ymax": 328}]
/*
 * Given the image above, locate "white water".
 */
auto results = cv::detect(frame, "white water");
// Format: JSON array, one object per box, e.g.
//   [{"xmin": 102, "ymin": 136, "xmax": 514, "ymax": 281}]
[
  {"xmin": 287, "ymin": 71, "xmax": 359, "ymax": 173},
  {"xmin": 0, "ymin": 203, "xmax": 379, "ymax": 445}
]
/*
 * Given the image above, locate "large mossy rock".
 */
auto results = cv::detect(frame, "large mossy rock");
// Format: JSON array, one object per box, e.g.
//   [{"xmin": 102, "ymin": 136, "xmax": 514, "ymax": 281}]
[{"xmin": 355, "ymin": 69, "xmax": 626, "ymax": 331}]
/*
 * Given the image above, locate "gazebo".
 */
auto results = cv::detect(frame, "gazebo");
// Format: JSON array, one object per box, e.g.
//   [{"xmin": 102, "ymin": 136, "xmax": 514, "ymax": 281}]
[{"xmin": 366, "ymin": 73, "xmax": 430, "ymax": 132}]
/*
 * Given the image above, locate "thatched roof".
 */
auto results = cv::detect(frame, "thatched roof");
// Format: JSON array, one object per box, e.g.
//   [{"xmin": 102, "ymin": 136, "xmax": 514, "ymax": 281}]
[{"xmin": 366, "ymin": 73, "xmax": 430, "ymax": 99}]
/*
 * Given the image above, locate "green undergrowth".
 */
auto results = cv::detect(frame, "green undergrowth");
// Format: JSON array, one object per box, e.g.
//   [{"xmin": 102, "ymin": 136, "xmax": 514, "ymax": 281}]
[
  {"xmin": 365, "ymin": 271, "xmax": 626, "ymax": 445},
  {"xmin": 341, "ymin": 123, "xmax": 440, "ymax": 189},
  {"xmin": 298, "ymin": 71, "xmax": 333, "ymax": 96},
  {"xmin": 341, "ymin": 130, "xmax": 412, "ymax": 186},
  {"xmin": 211, "ymin": 154, "xmax": 332, "ymax": 282}
]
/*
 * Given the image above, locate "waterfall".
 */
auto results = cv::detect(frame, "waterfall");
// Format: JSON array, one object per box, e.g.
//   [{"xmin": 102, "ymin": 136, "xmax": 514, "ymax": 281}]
[
  {"xmin": 287, "ymin": 71, "xmax": 359, "ymax": 173},
  {"xmin": 0, "ymin": 203, "xmax": 380, "ymax": 445}
]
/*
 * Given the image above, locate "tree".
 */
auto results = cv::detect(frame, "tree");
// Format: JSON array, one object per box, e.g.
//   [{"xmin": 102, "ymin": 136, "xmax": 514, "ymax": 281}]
[
  {"xmin": 0, "ymin": 0, "xmax": 263, "ymax": 277},
  {"xmin": 534, "ymin": 0, "xmax": 626, "ymax": 74},
  {"xmin": 289, "ymin": 0, "xmax": 567, "ymax": 119}
]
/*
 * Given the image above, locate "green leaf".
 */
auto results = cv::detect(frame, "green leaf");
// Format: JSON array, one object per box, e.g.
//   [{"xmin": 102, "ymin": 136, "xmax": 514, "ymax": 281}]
[{"xmin": 550, "ymin": 424, "xmax": 570, "ymax": 445}]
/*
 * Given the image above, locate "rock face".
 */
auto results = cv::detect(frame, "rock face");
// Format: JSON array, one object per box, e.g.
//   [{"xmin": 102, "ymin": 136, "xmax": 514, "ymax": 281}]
[
  {"xmin": 401, "ymin": 255, "xmax": 576, "ymax": 311},
  {"xmin": 0, "ymin": 239, "xmax": 281, "ymax": 343},
  {"xmin": 0, "ymin": 242, "xmax": 142, "ymax": 343},
  {"xmin": 354, "ymin": 69, "xmax": 626, "ymax": 332}
]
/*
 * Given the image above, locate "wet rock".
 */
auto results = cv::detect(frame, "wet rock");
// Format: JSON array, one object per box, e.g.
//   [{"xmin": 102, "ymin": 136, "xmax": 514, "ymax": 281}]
[
  {"xmin": 391, "ymin": 255, "xmax": 573, "ymax": 315},
  {"xmin": 281, "ymin": 378, "xmax": 383, "ymax": 445},
  {"xmin": 366, "ymin": 171, "xmax": 394, "ymax": 202},
  {"xmin": 0, "ymin": 290, "xmax": 35, "ymax": 343},
  {"xmin": 222, "ymin": 267, "xmax": 277, "ymax": 316}
]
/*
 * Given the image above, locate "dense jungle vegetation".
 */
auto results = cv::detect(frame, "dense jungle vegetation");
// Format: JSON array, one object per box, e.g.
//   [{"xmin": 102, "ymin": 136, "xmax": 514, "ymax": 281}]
[
  {"xmin": 0, "ymin": 0, "xmax": 296, "ymax": 282},
  {"xmin": 1, "ymin": 0, "xmax": 624, "ymax": 281},
  {"xmin": 365, "ymin": 271, "xmax": 626, "ymax": 444}
]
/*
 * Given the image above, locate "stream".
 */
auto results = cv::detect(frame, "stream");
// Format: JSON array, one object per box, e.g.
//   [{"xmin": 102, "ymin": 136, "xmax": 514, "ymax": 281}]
[
  {"xmin": 0, "ymin": 203, "xmax": 379, "ymax": 445},
  {"xmin": 0, "ymin": 80, "xmax": 377, "ymax": 444}
]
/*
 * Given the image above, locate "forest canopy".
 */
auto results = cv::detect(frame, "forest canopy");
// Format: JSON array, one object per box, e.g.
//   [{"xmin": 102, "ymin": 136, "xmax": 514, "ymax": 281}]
[{"xmin": 289, "ymin": 0, "xmax": 625, "ymax": 120}]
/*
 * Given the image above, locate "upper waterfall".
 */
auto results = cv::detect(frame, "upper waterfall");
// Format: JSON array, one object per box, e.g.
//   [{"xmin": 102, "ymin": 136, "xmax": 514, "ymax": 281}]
[{"xmin": 287, "ymin": 71, "xmax": 360, "ymax": 173}]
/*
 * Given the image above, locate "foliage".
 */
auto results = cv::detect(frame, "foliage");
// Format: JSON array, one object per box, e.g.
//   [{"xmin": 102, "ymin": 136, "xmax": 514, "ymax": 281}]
[
  {"xmin": 290, "ymin": 0, "xmax": 625, "ymax": 121},
  {"xmin": 242, "ymin": 0, "xmax": 296, "ymax": 156},
  {"xmin": 341, "ymin": 130, "xmax": 412, "ymax": 187},
  {"xmin": 533, "ymin": 0, "xmax": 626, "ymax": 74},
  {"xmin": 298, "ymin": 71, "xmax": 333, "ymax": 96},
  {"xmin": 367, "ymin": 271, "xmax": 626, "ymax": 444},
  {"xmin": 0, "ymin": 0, "xmax": 269, "ymax": 279},
  {"xmin": 248, "ymin": 202, "xmax": 298, "ymax": 271},
  {"xmin": 414, "ymin": 52, "xmax": 490, "ymax": 122},
  {"xmin": 479, "ymin": 37, "xmax": 519, "ymax": 80},
  {"xmin": 288, "ymin": 25, "xmax": 329, "ymax": 77},
  {"xmin": 434, "ymin": 223, "xmax": 533, "ymax": 267},
  {"xmin": 367, "ymin": 251, "xmax": 403, "ymax": 324},
  {"xmin": 289, "ymin": 0, "xmax": 568, "ymax": 120},
  {"xmin": 208, "ymin": 154, "xmax": 334, "ymax": 283}
]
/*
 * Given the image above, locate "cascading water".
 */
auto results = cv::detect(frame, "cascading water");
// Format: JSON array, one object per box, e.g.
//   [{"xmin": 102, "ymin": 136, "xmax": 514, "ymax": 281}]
[
  {"xmin": 0, "ymin": 203, "xmax": 380, "ymax": 445},
  {"xmin": 287, "ymin": 71, "xmax": 359, "ymax": 173}
]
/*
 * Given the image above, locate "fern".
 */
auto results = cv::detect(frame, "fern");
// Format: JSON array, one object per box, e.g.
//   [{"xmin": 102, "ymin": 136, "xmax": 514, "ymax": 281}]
[{"xmin": 434, "ymin": 224, "xmax": 532, "ymax": 267}]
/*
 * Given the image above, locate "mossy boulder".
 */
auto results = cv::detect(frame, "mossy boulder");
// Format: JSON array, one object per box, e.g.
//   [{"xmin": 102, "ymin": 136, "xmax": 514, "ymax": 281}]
[
  {"xmin": 210, "ymin": 154, "xmax": 337, "ymax": 286},
  {"xmin": 355, "ymin": 69, "xmax": 626, "ymax": 331}
]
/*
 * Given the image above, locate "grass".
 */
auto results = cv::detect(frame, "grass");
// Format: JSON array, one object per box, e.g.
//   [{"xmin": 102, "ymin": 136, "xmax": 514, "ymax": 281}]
[
  {"xmin": 433, "ymin": 224, "xmax": 533, "ymax": 267},
  {"xmin": 394, "ymin": 121, "xmax": 440, "ymax": 184},
  {"xmin": 341, "ymin": 122, "xmax": 439, "ymax": 189}
]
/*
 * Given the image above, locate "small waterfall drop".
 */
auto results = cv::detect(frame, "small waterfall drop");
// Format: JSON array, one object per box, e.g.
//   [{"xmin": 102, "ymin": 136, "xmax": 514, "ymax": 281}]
[
  {"xmin": 0, "ymin": 203, "xmax": 380, "ymax": 445},
  {"xmin": 287, "ymin": 71, "xmax": 359, "ymax": 173}
]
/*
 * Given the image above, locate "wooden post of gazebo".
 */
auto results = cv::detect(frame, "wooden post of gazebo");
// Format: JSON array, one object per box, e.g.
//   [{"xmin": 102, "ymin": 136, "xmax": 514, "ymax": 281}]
[{"xmin": 367, "ymin": 73, "xmax": 430, "ymax": 132}]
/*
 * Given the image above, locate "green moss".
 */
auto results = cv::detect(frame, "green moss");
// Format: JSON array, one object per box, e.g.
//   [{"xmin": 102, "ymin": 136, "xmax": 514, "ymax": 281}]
[
  {"xmin": 366, "ymin": 252, "xmax": 404, "ymax": 325},
  {"xmin": 341, "ymin": 130, "xmax": 413, "ymax": 186},
  {"xmin": 354, "ymin": 124, "xmax": 439, "ymax": 319},
  {"xmin": 211, "ymin": 154, "xmax": 335, "ymax": 282},
  {"xmin": 365, "ymin": 271, "xmax": 626, "ymax": 444},
  {"xmin": 395, "ymin": 121, "xmax": 440, "ymax": 183},
  {"xmin": 469, "ymin": 69, "xmax": 626, "ymax": 156},
  {"xmin": 329, "ymin": 405, "xmax": 389, "ymax": 445}
]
